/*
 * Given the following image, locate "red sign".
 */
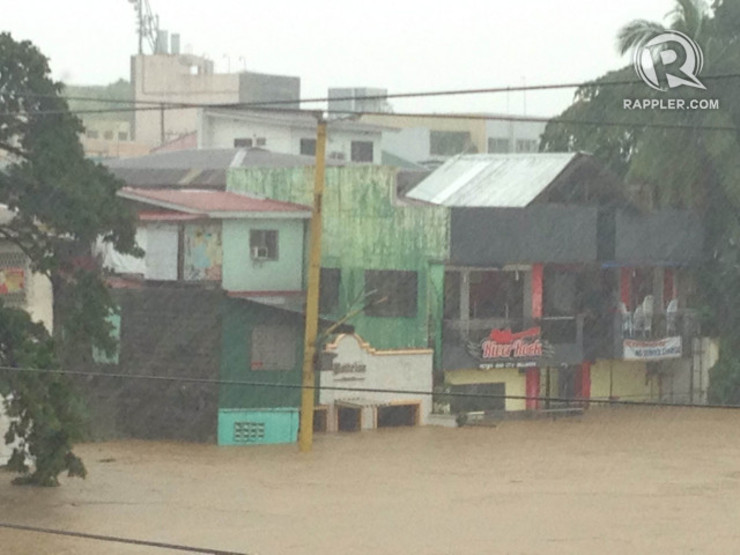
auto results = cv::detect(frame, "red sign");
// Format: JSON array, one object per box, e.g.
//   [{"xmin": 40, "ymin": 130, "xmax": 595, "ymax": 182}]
[{"xmin": 467, "ymin": 326, "xmax": 552, "ymax": 368}]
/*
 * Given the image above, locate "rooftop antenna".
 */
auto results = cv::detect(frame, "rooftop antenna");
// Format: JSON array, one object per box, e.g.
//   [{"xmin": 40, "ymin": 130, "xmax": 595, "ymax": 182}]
[{"xmin": 128, "ymin": 0, "xmax": 160, "ymax": 54}]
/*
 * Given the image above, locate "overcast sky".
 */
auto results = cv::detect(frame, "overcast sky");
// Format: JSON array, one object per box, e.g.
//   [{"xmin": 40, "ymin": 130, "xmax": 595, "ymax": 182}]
[{"xmin": 6, "ymin": 0, "xmax": 678, "ymax": 116}]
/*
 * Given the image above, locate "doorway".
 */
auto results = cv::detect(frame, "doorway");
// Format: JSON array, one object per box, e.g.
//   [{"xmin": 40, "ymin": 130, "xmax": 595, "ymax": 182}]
[
  {"xmin": 337, "ymin": 406, "xmax": 361, "ymax": 432},
  {"xmin": 377, "ymin": 404, "xmax": 419, "ymax": 428}
]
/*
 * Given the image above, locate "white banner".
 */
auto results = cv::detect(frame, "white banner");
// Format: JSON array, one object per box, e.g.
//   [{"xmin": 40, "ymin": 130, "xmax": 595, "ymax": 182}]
[{"xmin": 623, "ymin": 336, "xmax": 682, "ymax": 361}]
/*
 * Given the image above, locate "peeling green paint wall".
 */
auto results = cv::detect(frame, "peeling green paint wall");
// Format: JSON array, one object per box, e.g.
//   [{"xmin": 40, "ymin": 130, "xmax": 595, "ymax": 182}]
[{"xmin": 228, "ymin": 166, "xmax": 449, "ymax": 351}]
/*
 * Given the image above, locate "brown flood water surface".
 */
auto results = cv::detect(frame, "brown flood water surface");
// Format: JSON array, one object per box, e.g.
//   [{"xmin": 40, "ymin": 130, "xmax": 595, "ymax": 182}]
[{"xmin": 1, "ymin": 407, "xmax": 740, "ymax": 554}]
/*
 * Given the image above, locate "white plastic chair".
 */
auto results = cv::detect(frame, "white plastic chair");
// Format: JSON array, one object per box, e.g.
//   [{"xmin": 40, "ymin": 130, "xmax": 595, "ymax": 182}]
[
  {"xmin": 619, "ymin": 302, "xmax": 633, "ymax": 337},
  {"xmin": 666, "ymin": 298, "xmax": 678, "ymax": 335},
  {"xmin": 633, "ymin": 305, "xmax": 646, "ymax": 337},
  {"xmin": 642, "ymin": 295, "xmax": 654, "ymax": 338}
]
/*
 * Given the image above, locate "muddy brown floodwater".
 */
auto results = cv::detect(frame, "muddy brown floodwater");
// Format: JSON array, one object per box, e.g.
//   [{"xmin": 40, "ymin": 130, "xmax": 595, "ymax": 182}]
[{"xmin": 1, "ymin": 407, "xmax": 740, "ymax": 554}]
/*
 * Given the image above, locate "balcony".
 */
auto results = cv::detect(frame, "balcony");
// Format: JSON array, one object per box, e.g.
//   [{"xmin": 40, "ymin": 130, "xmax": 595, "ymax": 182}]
[
  {"xmin": 608, "ymin": 309, "xmax": 700, "ymax": 361},
  {"xmin": 442, "ymin": 315, "xmax": 584, "ymax": 370}
]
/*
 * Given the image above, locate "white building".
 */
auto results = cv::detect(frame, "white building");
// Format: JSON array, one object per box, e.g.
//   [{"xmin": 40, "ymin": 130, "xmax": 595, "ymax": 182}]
[{"xmin": 198, "ymin": 108, "xmax": 389, "ymax": 164}]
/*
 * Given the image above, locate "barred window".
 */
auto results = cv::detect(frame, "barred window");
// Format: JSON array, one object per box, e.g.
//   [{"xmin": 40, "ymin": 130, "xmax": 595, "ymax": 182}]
[
  {"xmin": 251, "ymin": 325, "xmax": 297, "ymax": 370},
  {"xmin": 364, "ymin": 270, "xmax": 418, "ymax": 318}
]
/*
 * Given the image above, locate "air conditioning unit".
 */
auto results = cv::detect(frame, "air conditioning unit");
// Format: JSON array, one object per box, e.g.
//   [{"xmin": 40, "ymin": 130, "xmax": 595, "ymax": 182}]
[{"xmin": 251, "ymin": 246, "xmax": 269, "ymax": 260}]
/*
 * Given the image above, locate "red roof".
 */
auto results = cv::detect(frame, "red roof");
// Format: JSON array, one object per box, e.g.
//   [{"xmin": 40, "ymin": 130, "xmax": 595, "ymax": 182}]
[
  {"xmin": 120, "ymin": 187, "xmax": 311, "ymax": 215},
  {"xmin": 138, "ymin": 211, "xmax": 203, "ymax": 222}
]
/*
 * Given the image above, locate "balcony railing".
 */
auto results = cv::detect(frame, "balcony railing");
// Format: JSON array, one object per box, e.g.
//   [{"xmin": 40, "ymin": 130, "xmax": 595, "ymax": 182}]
[{"xmin": 609, "ymin": 309, "xmax": 700, "ymax": 359}]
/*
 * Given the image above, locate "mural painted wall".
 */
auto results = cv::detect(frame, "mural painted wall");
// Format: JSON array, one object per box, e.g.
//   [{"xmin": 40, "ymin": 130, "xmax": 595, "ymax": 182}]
[
  {"xmin": 184, "ymin": 223, "xmax": 222, "ymax": 281},
  {"xmin": 228, "ymin": 166, "xmax": 449, "ymax": 351}
]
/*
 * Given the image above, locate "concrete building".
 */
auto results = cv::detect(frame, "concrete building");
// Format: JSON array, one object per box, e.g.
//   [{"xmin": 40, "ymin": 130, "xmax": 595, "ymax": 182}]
[
  {"xmin": 198, "ymin": 108, "xmax": 387, "ymax": 163},
  {"xmin": 131, "ymin": 51, "xmax": 300, "ymax": 147},
  {"xmin": 81, "ymin": 120, "xmax": 151, "ymax": 159},
  {"xmin": 327, "ymin": 87, "xmax": 393, "ymax": 118},
  {"xmin": 362, "ymin": 113, "xmax": 546, "ymax": 169},
  {"xmin": 405, "ymin": 153, "xmax": 715, "ymax": 413}
]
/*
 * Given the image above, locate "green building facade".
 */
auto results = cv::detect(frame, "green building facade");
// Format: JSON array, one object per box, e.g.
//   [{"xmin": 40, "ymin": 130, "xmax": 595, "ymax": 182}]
[
  {"xmin": 219, "ymin": 297, "xmax": 305, "ymax": 445},
  {"xmin": 228, "ymin": 166, "xmax": 450, "ymax": 355}
]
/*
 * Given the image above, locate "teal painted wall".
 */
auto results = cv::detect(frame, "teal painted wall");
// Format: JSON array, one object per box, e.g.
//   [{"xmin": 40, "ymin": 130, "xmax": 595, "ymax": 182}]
[
  {"xmin": 219, "ymin": 297, "xmax": 303, "ymax": 410},
  {"xmin": 228, "ymin": 166, "xmax": 450, "ymax": 351},
  {"xmin": 218, "ymin": 408, "xmax": 298, "ymax": 445},
  {"xmin": 222, "ymin": 218, "xmax": 305, "ymax": 292}
]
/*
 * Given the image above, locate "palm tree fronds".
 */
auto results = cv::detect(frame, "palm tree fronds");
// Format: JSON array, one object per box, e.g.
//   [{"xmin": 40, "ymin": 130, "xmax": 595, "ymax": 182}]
[{"xmin": 616, "ymin": 20, "xmax": 667, "ymax": 56}]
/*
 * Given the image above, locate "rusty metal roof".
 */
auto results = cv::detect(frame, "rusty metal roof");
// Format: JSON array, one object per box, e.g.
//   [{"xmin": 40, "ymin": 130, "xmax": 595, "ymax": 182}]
[
  {"xmin": 119, "ymin": 188, "xmax": 311, "ymax": 218},
  {"xmin": 405, "ymin": 152, "xmax": 584, "ymax": 207}
]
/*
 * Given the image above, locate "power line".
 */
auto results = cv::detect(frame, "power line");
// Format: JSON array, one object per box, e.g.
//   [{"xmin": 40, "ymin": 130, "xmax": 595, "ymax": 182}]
[
  {"xmin": 0, "ymin": 105, "xmax": 736, "ymax": 133},
  {"xmin": 3, "ymin": 71, "xmax": 738, "ymax": 121},
  {"xmin": 0, "ymin": 521, "xmax": 248, "ymax": 554},
  {"xmin": 28, "ymin": 70, "xmax": 740, "ymax": 109},
  {"xmin": 0, "ymin": 365, "xmax": 734, "ymax": 411}
]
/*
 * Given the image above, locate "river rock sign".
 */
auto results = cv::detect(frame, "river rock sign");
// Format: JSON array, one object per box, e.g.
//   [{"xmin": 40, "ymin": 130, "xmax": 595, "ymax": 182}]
[{"xmin": 467, "ymin": 326, "xmax": 553, "ymax": 369}]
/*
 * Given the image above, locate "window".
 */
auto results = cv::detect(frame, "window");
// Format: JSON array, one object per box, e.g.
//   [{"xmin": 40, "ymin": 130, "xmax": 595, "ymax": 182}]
[
  {"xmin": 86, "ymin": 129, "xmax": 99, "ymax": 139},
  {"xmin": 468, "ymin": 270, "xmax": 523, "ymax": 319},
  {"xmin": 430, "ymin": 131, "xmax": 474, "ymax": 156},
  {"xmin": 544, "ymin": 269, "xmax": 577, "ymax": 316},
  {"xmin": 250, "ymin": 325, "xmax": 297, "ymax": 370},
  {"xmin": 351, "ymin": 141, "xmax": 374, "ymax": 162},
  {"xmin": 300, "ymin": 138, "xmax": 317, "ymax": 156},
  {"xmin": 118, "ymin": 131, "xmax": 128, "ymax": 141},
  {"xmin": 364, "ymin": 270, "xmax": 418, "ymax": 318},
  {"xmin": 488, "ymin": 137, "xmax": 511, "ymax": 153},
  {"xmin": 250, "ymin": 229, "xmax": 278, "ymax": 261},
  {"xmin": 515, "ymin": 139, "xmax": 539, "ymax": 153},
  {"xmin": 92, "ymin": 310, "xmax": 121, "ymax": 364},
  {"xmin": 319, "ymin": 268, "xmax": 341, "ymax": 314},
  {"xmin": 104, "ymin": 130, "xmax": 114, "ymax": 140},
  {"xmin": 255, "ymin": 137, "xmax": 266, "ymax": 147},
  {"xmin": 234, "ymin": 138, "xmax": 253, "ymax": 148}
]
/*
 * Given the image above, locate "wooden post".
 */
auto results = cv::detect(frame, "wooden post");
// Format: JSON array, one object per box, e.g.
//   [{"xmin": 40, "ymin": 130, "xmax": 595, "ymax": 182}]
[{"xmin": 298, "ymin": 117, "xmax": 327, "ymax": 453}]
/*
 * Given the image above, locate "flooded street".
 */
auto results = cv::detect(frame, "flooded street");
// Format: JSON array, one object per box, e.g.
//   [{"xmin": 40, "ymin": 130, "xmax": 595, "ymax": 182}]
[{"xmin": 1, "ymin": 407, "xmax": 740, "ymax": 554}]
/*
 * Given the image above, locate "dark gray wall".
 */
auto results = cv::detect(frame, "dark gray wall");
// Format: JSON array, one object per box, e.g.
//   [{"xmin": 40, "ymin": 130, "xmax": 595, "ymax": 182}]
[
  {"xmin": 239, "ymin": 71, "xmax": 300, "ymax": 108},
  {"xmin": 78, "ymin": 285, "xmax": 221, "ymax": 443},
  {"xmin": 450, "ymin": 206, "xmax": 599, "ymax": 265},
  {"xmin": 613, "ymin": 209, "xmax": 704, "ymax": 264}
]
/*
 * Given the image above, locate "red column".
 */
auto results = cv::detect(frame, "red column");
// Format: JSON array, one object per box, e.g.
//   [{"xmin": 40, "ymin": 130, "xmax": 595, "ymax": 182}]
[
  {"xmin": 620, "ymin": 267, "xmax": 632, "ymax": 309},
  {"xmin": 525, "ymin": 367, "xmax": 541, "ymax": 410},
  {"xmin": 664, "ymin": 269, "xmax": 675, "ymax": 307},
  {"xmin": 578, "ymin": 362, "xmax": 591, "ymax": 408},
  {"xmin": 528, "ymin": 264, "xmax": 544, "ymax": 410},
  {"xmin": 531, "ymin": 264, "xmax": 543, "ymax": 319}
]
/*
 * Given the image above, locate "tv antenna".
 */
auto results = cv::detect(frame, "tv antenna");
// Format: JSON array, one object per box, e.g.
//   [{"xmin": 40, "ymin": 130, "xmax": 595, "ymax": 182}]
[{"xmin": 128, "ymin": 0, "xmax": 160, "ymax": 54}]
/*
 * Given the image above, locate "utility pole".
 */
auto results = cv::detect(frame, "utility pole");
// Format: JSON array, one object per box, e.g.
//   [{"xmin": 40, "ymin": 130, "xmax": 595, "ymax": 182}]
[{"xmin": 298, "ymin": 116, "xmax": 327, "ymax": 453}]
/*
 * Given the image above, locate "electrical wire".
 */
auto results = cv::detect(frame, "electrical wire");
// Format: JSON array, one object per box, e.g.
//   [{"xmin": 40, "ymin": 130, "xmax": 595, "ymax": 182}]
[
  {"xmin": 16, "ymin": 70, "xmax": 740, "ymax": 108},
  {"xmin": 0, "ymin": 365, "xmax": 735, "ymax": 411},
  {"xmin": 0, "ymin": 521, "xmax": 248, "ymax": 554},
  {"xmin": 2, "ymin": 71, "xmax": 738, "ymax": 124}
]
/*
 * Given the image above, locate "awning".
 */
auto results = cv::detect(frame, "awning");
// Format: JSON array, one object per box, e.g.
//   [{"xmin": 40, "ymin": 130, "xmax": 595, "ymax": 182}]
[{"xmin": 335, "ymin": 398, "xmax": 389, "ymax": 409}]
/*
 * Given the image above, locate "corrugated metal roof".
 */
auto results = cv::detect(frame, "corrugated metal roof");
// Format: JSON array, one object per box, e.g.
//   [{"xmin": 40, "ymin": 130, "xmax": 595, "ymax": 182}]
[
  {"xmin": 106, "ymin": 148, "xmax": 347, "ymax": 189},
  {"xmin": 405, "ymin": 152, "xmax": 582, "ymax": 207},
  {"xmin": 119, "ymin": 188, "xmax": 311, "ymax": 217}
]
